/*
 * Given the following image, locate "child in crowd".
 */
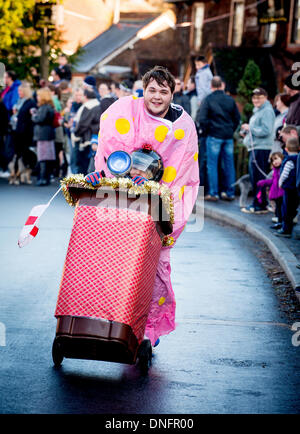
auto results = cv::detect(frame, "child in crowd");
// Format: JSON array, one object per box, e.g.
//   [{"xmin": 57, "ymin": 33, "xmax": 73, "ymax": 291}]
[
  {"xmin": 256, "ymin": 152, "xmax": 284, "ymax": 229},
  {"xmin": 275, "ymin": 137, "xmax": 300, "ymax": 237}
]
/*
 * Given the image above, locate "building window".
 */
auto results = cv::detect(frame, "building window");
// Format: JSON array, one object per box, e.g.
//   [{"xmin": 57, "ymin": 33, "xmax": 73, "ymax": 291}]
[
  {"xmin": 291, "ymin": 0, "xmax": 300, "ymax": 43},
  {"xmin": 193, "ymin": 3, "xmax": 204, "ymax": 50},
  {"xmin": 263, "ymin": 22, "xmax": 277, "ymax": 44},
  {"xmin": 230, "ymin": 1, "xmax": 245, "ymax": 46}
]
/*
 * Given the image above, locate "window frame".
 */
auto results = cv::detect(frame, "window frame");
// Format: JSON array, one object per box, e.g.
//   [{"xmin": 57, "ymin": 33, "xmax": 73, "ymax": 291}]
[{"xmin": 228, "ymin": 0, "xmax": 245, "ymax": 46}]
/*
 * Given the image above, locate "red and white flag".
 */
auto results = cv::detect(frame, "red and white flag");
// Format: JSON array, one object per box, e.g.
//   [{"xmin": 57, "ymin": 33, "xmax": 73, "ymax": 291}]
[{"xmin": 18, "ymin": 187, "xmax": 62, "ymax": 248}]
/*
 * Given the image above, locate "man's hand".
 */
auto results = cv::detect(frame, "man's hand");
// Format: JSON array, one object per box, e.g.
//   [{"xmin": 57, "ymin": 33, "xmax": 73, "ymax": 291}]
[
  {"xmin": 85, "ymin": 171, "xmax": 103, "ymax": 186},
  {"xmin": 132, "ymin": 176, "xmax": 148, "ymax": 186},
  {"xmin": 241, "ymin": 123, "xmax": 250, "ymax": 131}
]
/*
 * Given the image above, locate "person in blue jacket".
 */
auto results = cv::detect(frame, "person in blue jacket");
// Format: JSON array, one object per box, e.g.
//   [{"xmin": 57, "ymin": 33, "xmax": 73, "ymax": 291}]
[
  {"xmin": 1, "ymin": 71, "xmax": 21, "ymax": 118},
  {"xmin": 241, "ymin": 88, "xmax": 275, "ymax": 214}
]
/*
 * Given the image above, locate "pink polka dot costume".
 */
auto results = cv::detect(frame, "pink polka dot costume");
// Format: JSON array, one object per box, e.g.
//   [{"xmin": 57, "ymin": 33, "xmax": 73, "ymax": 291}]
[{"xmin": 95, "ymin": 95, "xmax": 199, "ymax": 345}]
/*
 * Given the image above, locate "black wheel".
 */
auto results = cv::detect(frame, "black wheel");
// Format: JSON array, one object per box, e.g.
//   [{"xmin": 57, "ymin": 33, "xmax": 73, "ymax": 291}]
[
  {"xmin": 137, "ymin": 339, "xmax": 152, "ymax": 375},
  {"xmin": 52, "ymin": 338, "xmax": 64, "ymax": 367}
]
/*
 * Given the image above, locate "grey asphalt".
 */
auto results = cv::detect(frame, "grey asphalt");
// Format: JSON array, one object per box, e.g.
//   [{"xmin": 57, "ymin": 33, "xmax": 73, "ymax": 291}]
[
  {"xmin": 0, "ymin": 179, "xmax": 300, "ymax": 414},
  {"xmin": 199, "ymin": 196, "xmax": 300, "ymax": 301}
]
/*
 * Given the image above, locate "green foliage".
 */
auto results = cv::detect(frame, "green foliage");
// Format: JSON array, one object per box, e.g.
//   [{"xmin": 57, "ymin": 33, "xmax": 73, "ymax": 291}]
[
  {"xmin": 237, "ymin": 59, "xmax": 262, "ymax": 121},
  {"xmin": 0, "ymin": 0, "xmax": 68, "ymax": 82},
  {"xmin": 213, "ymin": 49, "xmax": 245, "ymax": 94},
  {"xmin": 0, "ymin": 0, "xmax": 35, "ymax": 50}
]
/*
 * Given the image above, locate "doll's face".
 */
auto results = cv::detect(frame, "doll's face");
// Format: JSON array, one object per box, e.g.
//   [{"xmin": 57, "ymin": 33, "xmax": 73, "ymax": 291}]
[{"xmin": 130, "ymin": 168, "xmax": 149, "ymax": 179}]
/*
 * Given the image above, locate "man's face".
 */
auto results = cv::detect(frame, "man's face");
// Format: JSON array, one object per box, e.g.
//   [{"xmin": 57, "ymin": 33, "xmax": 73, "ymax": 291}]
[
  {"xmin": 187, "ymin": 78, "xmax": 195, "ymax": 92},
  {"xmin": 75, "ymin": 90, "xmax": 83, "ymax": 103},
  {"xmin": 59, "ymin": 56, "xmax": 67, "ymax": 66},
  {"xmin": 143, "ymin": 78, "xmax": 173, "ymax": 118},
  {"xmin": 174, "ymin": 79, "xmax": 182, "ymax": 93},
  {"xmin": 4, "ymin": 73, "xmax": 12, "ymax": 86},
  {"xmin": 280, "ymin": 130, "xmax": 298, "ymax": 144},
  {"xmin": 252, "ymin": 94, "xmax": 267, "ymax": 108},
  {"xmin": 99, "ymin": 83, "xmax": 109, "ymax": 98},
  {"xmin": 283, "ymin": 84, "xmax": 299, "ymax": 96},
  {"xmin": 195, "ymin": 60, "xmax": 204, "ymax": 70}
]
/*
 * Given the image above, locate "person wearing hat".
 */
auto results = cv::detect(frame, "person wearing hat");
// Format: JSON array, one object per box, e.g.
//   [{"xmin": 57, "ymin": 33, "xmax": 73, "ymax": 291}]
[
  {"xmin": 284, "ymin": 72, "xmax": 300, "ymax": 131},
  {"xmin": 83, "ymin": 75, "xmax": 100, "ymax": 101},
  {"xmin": 241, "ymin": 87, "xmax": 275, "ymax": 214},
  {"xmin": 118, "ymin": 79, "xmax": 134, "ymax": 97}
]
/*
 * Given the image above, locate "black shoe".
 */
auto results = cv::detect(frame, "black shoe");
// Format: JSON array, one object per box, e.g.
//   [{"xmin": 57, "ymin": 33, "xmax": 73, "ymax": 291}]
[
  {"xmin": 270, "ymin": 223, "xmax": 282, "ymax": 230},
  {"xmin": 274, "ymin": 228, "xmax": 292, "ymax": 238}
]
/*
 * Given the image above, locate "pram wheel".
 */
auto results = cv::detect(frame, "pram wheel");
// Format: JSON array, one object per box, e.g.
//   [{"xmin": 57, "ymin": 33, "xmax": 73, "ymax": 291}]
[
  {"xmin": 52, "ymin": 338, "xmax": 64, "ymax": 367},
  {"xmin": 137, "ymin": 339, "xmax": 152, "ymax": 375}
]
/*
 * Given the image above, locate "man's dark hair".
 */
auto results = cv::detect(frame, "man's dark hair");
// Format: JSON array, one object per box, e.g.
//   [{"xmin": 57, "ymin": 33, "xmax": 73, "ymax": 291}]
[
  {"xmin": 195, "ymin": 55, "xmax": 206, "ymax": 63},
  {"xmin": 6, "ymin": 70, "xmax": 17, "ymax": 81},
  {"xmin": 84, "ymin": 89, "xmax": 96, "ymax": 99},
  {"xmin": 59, "ymin": 80, "xmax": 69, "ymax": 91},
  {"xmin": 48, "ymin": 83, "xmax": 61, "ymax": 98},
  {"xmin": 278, "ymin": 93, "xmax": 291, "ymax": 107},
  {"xmin": 282, "ymin": 125, "xmax": 298, "ymax": 134},
  {"xmin": 211, "ymin": 76, "xmax": 222, "ymax": 89},
  {"xmin": 142, "ymin": 66, "xmax": 176, "ymax": 94}
]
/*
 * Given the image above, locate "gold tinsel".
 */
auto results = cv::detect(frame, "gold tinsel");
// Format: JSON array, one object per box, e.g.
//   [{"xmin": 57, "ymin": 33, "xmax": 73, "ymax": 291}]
[
  {"xmin": 60, "ymin": 174, "xmax": 174, "ymax": 224},
  {"xmin": 162, "ymin": 235, "xmax": 175, "ymax": 247}
]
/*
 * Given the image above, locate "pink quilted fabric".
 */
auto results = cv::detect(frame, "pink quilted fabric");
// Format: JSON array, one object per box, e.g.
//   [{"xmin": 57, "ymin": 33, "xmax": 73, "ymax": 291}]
[{"xmin": 55, "ymin": 205, "xmax": 161, "ymax": 343}]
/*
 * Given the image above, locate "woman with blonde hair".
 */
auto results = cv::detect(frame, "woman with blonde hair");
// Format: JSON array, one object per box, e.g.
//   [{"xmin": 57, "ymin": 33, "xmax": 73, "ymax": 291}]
[{"xmin": 32, "ymin": 87, "xmax": 55, "ymax": 185}]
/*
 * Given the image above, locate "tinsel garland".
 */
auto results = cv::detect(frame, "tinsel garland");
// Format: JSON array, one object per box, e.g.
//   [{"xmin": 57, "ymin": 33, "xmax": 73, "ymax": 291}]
[
  {"xmin": 60, "ymin": 174, "xmax": 174, "ymax": 224},
  {"xmin": 162, "ymin": 235, "xmax": 175, "ymax": 247}
]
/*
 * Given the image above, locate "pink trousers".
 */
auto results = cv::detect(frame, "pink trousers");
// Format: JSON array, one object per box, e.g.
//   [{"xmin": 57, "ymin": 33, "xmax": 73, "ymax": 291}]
[{"xmin": 145, "ymin": 249, "xmax": 176, "ymax": 345}]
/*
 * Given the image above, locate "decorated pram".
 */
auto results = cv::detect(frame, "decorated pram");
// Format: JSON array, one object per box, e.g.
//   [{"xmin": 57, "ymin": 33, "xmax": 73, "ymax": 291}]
[{"xmin": 52, "ymin": 175, "xmax": 173, "ymax": 374}]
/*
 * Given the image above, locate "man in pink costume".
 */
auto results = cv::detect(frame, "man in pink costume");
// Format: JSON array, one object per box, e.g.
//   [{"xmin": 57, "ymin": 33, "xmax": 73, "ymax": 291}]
[{"xmin": 91, "ymin": 66, "xmax": 199, "ymax": 345}]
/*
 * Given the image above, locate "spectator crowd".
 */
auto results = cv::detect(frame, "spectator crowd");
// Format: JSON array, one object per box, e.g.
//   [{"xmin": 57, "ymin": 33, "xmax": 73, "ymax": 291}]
[
  {"xmin": 192, "ymin": 55, "xmax": 300, "ymax": 239},
  {"xmin": 1, "ymin": 53, "xmax": 300, "ymax": 238},
  {"xmin": 0, "ymin": 54, "xmax": 136, "ymax": 187}
]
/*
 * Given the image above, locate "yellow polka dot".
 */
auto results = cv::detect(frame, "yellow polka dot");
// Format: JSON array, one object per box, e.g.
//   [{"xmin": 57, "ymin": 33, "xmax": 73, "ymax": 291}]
[
  {"xmin": 154, "ymin": 125, "xmax": 169, "ymax": 142},
  {"xmin": 158, "ymin": 297, "xmax": 166, "ymax": 306},
  {"xmin": 132, "ymin": 95, "xmax": 138, "ymax": 100},
  {"xmin": 98, "ymin": 131, "xmax": 101, "ymax": 139},
  {"xmin": 101, "ymin": 113, "xmax": 108, "ymax": 121},
  {"xmin": 174, "ymin": 128, "xmax": 185, "ymax": 140},
  {"xmin": 115, "ymin": 118, "xmax": 130, "ymax": 134},
  {"xmin": 179, "ymin": 185, "xmax": 186, "ymax": 200},
  {"xmin": 194, "ymin": 152, "xmax": 198, "ymax": 161},
  {"xmin": 162, "ymin": 166, "xmax": 176, "ymax": 183}
]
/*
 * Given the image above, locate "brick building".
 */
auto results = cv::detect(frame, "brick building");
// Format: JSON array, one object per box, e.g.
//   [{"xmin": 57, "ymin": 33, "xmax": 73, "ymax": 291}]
[
  {"xmin": 166, "ymin": 0, "xmax": 300, "ymax": 95},
  {"xmin": 71, "ymin": 0, "xmax": 300, "ymax": 94}
]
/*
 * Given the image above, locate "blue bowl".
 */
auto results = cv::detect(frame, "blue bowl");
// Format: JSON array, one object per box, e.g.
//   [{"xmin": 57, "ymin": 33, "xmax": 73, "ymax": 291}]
[{"xmin": 107, "ymin": 150, "xmax": 132, "ymax": 177}]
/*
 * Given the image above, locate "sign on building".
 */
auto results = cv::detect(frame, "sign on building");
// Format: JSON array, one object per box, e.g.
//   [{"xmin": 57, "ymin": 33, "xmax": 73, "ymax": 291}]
[{"xmin": 257, "ymin": 0, "xmax": 290, "ymax": 24}]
